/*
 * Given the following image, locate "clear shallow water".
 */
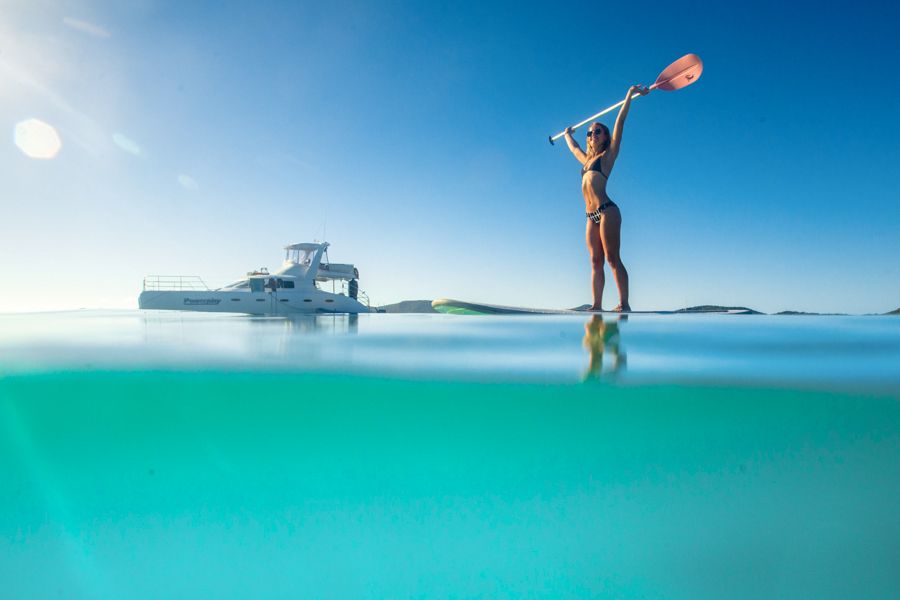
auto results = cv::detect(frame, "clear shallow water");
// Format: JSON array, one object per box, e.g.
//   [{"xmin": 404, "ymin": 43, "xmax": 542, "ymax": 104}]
[{"xmin": 1, "ymin": 311, "xmax": 899, "ymax": 599}]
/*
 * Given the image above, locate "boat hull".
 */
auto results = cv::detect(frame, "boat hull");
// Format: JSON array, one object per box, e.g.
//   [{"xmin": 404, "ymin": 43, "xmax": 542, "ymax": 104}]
[{"xmin": 138, "ymin": 289, "xmax": 370, "ymax": 315}]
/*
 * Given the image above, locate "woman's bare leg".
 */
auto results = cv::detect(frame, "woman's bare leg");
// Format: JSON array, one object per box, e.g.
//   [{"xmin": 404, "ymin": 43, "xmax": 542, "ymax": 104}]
[
  {"xmin": 586, "ymin": 220, "xmax": 605, "ymax": 310},
  {"xmin": 600, "ymin": 206, "xmax": 630, "ymax": 311}
]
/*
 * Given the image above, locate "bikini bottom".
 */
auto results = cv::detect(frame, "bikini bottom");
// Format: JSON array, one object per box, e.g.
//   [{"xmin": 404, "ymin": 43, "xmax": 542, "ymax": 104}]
[{"xmin": 586, "ymin": 201, "xmax": 617, "ymax": 224}]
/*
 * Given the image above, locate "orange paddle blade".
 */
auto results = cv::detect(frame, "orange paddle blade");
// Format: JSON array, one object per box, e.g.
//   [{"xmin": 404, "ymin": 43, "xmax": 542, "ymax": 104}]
[{"xmin": 652, "ymin": 53, "xmax": 703, "ymax": 91}]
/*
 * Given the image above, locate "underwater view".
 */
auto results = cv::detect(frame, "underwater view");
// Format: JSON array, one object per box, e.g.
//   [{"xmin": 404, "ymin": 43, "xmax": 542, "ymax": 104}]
[{"xmin": 1, "ymin": 311, "xmax": 899, "ymax": 599}]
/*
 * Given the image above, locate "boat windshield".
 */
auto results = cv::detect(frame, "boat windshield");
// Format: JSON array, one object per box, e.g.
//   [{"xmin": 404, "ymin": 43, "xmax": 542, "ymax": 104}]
[{"xmin": 286, "ymin": 247, "xmax": 317, "ymax": 266}]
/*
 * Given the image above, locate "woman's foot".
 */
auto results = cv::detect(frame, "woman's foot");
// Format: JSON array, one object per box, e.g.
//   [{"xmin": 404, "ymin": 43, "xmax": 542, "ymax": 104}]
[
  {"xmin": 589, "ymin": 304, "xmax": 603, "ymax": 312},
  {"xmin": 612, "ymin": 304, "xmax": 631, "ymax": 312}
]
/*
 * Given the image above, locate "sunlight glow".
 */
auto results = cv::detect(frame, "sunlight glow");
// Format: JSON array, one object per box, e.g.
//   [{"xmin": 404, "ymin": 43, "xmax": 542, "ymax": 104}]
[{"xmin": 14, "ymin": 119, "xmax": 62, "ymax": 159}]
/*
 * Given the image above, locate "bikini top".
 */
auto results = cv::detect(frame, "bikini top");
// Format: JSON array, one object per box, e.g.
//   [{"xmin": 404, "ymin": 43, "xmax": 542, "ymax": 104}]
[{"xmin": 581, "ymin": 156, "xmax": 608, "ymax": 178}]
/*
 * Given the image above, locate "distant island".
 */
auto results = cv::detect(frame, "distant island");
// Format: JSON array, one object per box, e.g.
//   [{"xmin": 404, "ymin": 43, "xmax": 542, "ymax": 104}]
[{"xmin": 375, "ymin": 301, "xmax": 900, "ymax": 315}]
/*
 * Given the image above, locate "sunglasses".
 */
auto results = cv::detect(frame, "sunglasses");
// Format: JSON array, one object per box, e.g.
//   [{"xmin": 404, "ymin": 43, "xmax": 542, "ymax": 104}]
[{"xmin": 587, "ymin": 129, "xmax": 604, "ymax": 137}]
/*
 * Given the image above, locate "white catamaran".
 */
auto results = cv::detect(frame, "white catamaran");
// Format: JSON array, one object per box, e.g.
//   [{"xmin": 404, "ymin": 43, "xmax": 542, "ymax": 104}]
[{"xmin": 139, "ymin": 242, "xmax": 371, "ymax": 315}]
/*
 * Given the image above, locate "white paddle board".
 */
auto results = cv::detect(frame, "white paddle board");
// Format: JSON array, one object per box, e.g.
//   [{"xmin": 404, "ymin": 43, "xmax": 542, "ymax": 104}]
[{"xmin": 431, "ymin": 298, "xmax": 755, "ymax": 316}]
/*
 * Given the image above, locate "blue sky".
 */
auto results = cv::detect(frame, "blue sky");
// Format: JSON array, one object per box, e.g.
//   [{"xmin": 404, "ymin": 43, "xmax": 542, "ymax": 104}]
[{"xmin": 2, "ymin": 0, "xmax": 899, "ymax": 313}]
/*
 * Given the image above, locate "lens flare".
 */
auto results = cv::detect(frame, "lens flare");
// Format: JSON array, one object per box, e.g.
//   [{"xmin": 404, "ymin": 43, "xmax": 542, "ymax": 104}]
[
  {"xmin": 14, "ymin": 119, "xmax": 62, "ymax": 159},
  {"xmin": 112, "ymin": 133, "xmax": 141, "ymax": 155},
  {"xmin": 178, "ymin": 174, "xmax": 199, "ymax": 190},
  {"xmin": 62, "ymin": 17, "xmax": 111, "ymax": 39}
]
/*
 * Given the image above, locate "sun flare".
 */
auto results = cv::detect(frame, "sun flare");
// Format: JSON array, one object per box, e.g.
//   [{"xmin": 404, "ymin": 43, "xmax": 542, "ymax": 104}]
[{"xmin": 14, "ymin": 118, "xmax": 62, "ymax": 159}]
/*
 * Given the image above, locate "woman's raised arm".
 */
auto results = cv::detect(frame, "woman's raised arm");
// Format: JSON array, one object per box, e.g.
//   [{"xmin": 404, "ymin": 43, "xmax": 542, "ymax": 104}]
[
  {"xmin": 609, "ymin": 84, "xmax": 648, "ymax": 158},
  {"xmin": 563, "ymin": 126, "xmax": 587, "ymax": 165}
]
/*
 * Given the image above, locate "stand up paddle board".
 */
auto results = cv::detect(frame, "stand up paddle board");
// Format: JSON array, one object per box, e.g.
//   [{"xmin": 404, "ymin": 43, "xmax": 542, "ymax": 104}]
[
  {"xmin": 432, "ymin": 298, "xmax": 667, "ymax": 315},
  {"xmin": 431, "ymin": 298, "xmax": 755, "ymax": 316}
]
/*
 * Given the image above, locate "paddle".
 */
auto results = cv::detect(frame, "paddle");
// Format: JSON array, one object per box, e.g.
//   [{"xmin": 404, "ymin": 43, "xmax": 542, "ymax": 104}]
[{"xmin": 548, "ymin": 53, "xmax": 703, "ymax": 145}]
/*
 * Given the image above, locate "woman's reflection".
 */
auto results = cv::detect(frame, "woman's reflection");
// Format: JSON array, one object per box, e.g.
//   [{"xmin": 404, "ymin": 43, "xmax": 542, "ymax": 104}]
[{"xmin": 582, "ymin": 314, "xmax": 626, "ymax": 380}]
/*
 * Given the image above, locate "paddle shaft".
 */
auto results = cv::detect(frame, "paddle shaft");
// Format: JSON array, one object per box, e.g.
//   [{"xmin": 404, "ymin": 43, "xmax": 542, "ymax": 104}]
[
  {"xmin": 548, "ymin": 81, "xmax": 668, "ymax": 145},
  {"xmin": 548, "ymin": 88, "xmax": 656, "ymax": 145}
]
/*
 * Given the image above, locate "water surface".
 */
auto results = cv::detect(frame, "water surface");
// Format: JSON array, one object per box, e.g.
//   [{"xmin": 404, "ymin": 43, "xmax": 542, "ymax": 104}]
[{"xmin": 1, "ymin": 311, "xmax": 898, "ymax": 598}]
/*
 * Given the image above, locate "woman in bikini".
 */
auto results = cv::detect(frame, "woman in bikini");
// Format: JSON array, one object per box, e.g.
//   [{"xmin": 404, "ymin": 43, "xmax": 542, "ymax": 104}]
[{"xmin": 564, "ymin": 84, "xmax": 647, "ymax": 312}]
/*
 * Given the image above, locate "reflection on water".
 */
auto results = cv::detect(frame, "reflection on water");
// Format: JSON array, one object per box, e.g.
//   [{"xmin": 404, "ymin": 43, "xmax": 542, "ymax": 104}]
[
  {"xmin": 272, "ymin": 314, "xmax": 358, "ymax": 361},
  {"xmin": 276, "ymin": 313, "xmax": 358, "ymax": 335},
  {"xmin": 1, "ymin": 310, "xmax": 900, "ymax": 389},
  {"xmin": 582, "ymin": 314, "xmax": 627, "ymax": 381}
]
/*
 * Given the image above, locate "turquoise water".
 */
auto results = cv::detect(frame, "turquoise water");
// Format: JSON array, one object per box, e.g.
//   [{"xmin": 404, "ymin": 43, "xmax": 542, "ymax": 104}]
[{"xmin": 1, "ymin": 311, "xmax": 899, "ymax": 598}]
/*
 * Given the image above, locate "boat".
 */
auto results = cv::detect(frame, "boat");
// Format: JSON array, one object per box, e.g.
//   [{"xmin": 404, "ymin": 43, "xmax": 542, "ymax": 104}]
[{"xmin": 138, "ymin": 242, "xmax": 371, "ymax": 314}]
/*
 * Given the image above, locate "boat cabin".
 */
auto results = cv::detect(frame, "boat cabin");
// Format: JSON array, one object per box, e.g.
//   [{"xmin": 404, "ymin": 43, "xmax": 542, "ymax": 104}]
[{"xmin": 283, "ymin": 242, "xmax": 359, "ymax": 282}]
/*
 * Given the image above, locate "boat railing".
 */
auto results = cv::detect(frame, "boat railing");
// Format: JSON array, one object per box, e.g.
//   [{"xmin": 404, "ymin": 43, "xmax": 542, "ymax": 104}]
[
  {"xmin": 358, "ymin": 290, "xmax": 371, "ymax": 309},
  {"xmin": 317, "ymin": 278, "xmax": 371, "ymax": 308},
  {"xmin": 143, "ymin": 275, "xmax": 211, "ymax": 291}
]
